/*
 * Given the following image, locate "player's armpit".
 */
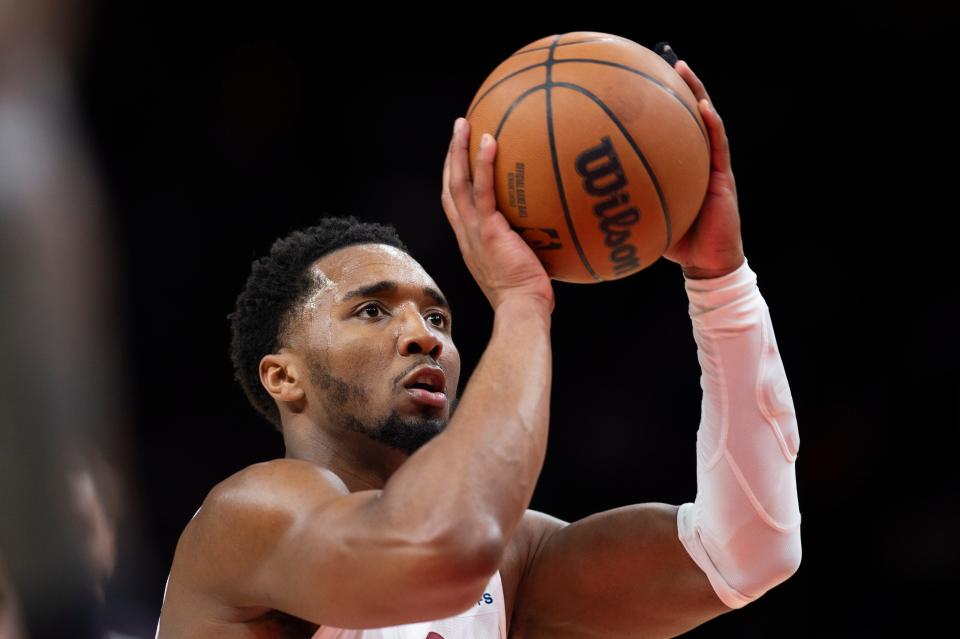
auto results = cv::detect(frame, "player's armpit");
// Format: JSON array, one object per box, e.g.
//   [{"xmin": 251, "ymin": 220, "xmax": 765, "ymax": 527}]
[
  {"xmin": 165, "ymin": 459, "xmax": 499, "ymax": 630},
  {"xmin": 509, "ymin": 504, "xmax": 731, "ymax": 639}
]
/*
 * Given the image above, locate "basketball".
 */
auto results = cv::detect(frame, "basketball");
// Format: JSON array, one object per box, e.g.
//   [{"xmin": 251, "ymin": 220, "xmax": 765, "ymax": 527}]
[{"xmin": 466, "ymin": 32, "xmax": 710, "ymax": 283}]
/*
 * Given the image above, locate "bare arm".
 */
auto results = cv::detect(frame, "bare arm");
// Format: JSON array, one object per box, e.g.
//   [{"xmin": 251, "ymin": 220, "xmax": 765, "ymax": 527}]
[
  {"xmin": 159, "ymin": 119, "xmax": 555, "ymax": 633},
  {"xmin": 509, "ymin": 507, "xmax": 729, "ymax": 639}
]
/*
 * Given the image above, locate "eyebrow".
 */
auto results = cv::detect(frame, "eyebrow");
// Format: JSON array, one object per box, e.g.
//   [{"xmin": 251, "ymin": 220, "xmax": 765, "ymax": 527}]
[{"xmin": 342, "ymin": 280, "xmax": 449, "ymax": 309}]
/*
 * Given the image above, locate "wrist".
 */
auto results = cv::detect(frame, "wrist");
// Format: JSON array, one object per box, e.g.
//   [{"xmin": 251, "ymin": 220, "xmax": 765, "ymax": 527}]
[
  {"xmin": 684, "ymin": 258, "xmax": 760, "ymax": 323},
  {"xmin": 493, "ymin": 294, "xmax": 554, "ymax": 322},
  {"xmin": 681, "ymin": 254, "xmax": 747, "ymax": 280}
]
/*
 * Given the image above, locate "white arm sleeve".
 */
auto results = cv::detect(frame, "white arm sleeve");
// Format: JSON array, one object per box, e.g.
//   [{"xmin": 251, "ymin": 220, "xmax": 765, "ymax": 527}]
[{"xmin": 676, "ymin": 258, "xmax": 802, "ymax": 609}]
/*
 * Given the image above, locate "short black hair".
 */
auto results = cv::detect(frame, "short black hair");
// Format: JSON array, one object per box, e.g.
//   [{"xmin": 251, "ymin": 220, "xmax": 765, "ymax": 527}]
[{"xmin": 228, "ymin": 216, "xmax": 408, "ymax": 430}]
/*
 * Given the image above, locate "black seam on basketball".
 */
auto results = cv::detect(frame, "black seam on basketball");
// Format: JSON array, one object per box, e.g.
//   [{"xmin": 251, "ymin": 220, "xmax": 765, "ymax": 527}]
[
  {"xmin": 471, "ymin": 36, "xmax": 623, "ymax": 119},
  {"xmin": 552, "ymin": 81, "xmax": 673, "ymax": 253},
  {"xmin": 467, "ymin": 62, "xmax": 545, "ymax": 119},
  {"xmin": 509, "ymin": 37, "xmax": 614, "ymax": 58},
  {"xmin": 546, "ymin": 37, "xmax": 600, "ymax": 282},
  {"xmin": 553, "ymin": 58, "xmax": 707, "ymax": 144},
  {"xmin": 493, "ymin": 84, "xmax": 547, "ymax": 140},
  {"xmin": 467, "ymin": 55, "xmax": 706, "ymax": 153}
]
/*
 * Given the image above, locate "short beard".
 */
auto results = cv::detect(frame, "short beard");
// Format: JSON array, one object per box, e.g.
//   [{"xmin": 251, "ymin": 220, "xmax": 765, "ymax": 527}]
[
  {"xmin": 354, "ymin": 411, "xmax": 447, "ymax": 456},
  {"xmin": 309, "ymin": 357, "xmax": 457, "ymax": 456}
]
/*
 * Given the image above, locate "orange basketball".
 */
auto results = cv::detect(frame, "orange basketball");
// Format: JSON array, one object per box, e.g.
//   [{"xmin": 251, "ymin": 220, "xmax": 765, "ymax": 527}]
[{"xmin": 466, "ymin": 32, "xmax": 710, "ymax": 283}]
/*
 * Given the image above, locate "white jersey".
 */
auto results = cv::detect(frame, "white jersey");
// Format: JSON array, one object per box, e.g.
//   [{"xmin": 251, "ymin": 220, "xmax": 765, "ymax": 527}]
[{"xmin": 312, "ymin": 570, "xmax": 506, "ymax": 639}]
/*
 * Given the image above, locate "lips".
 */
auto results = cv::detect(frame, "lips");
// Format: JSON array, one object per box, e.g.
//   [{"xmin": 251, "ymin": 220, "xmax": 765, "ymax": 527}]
[
  {"xmin": 401, "ymin": 365, "xmax": 447, "ymax": 407},
  {"xmin": 401, "ymin": 366, "xmax": 446, "ymax": 394}
]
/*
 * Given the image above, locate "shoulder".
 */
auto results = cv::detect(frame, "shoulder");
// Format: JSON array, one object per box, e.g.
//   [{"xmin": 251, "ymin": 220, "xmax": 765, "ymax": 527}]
[
  {"xmin": 193, "ymin": 459, "xmax": 350, "ymax": 526},
  {"xmin": 206, "ymin": 458, "xmax": 350, "ymax": 505},
  {"xmin": 172, "ymin": 460, "xmax": 350, "ymax": 588}
]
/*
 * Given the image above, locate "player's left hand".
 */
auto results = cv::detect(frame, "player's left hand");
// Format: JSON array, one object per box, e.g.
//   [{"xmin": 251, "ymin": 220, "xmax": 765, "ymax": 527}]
[{"xmin": 661, "ymin": 58, "xmax": 746, "ymax": 279}]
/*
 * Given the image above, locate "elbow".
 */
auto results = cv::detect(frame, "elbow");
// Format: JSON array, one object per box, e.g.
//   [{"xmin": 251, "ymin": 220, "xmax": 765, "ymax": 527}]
[
  {"xmin": 745, "ymin": 534, "xmax": 803, "ymax": 598},
  {"xmin": 421, "ymin": 517, "xmax": 505, "ymax": 610},
  {"xmin": 440, "ymin": 515, "xmax": 505, "ymax": 579},
  {"xmin": 716, "ymin": 533, "xmax": 801, "ymax": 608},
  {"xmin": 458, "ymin": 522, "xmax": 506, "ymax": 580},
  {"xmin": 766, "ymin": 526, "xmax": 802, "ymax": 585},
  {"xmin": 777, "ymin": 535, "xmax": 802, "ymax": 582}
]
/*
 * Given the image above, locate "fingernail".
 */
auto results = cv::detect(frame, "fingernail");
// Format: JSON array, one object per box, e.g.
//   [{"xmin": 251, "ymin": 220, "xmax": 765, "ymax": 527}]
[
  {"xmin": 454, "ymin": 118, "xmax": 462, "ymax": 134},
  {"xmin": 480, "ymin": 133, "xmax": 491, "ymax": 149}
]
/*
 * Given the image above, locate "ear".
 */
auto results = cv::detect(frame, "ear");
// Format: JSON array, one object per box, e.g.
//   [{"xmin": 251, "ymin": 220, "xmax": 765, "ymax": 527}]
[{"xmin": 259, "ymin": 352, "xmax": 306, "ymax": 406}]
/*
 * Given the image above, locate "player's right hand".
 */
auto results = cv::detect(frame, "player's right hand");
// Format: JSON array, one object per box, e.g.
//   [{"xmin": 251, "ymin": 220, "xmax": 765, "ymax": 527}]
[{"xmin": 441, "ymin": 117, "xmax": 554, "ymax": 314}]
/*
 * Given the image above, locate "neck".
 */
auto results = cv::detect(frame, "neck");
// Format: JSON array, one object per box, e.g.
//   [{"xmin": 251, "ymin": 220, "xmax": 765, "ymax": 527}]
[{"xmin": 281, "ymin": 415, "xmax": 408, "ymax": 492}]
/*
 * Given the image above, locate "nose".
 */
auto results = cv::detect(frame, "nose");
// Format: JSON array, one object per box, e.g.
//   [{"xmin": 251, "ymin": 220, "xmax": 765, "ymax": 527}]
[{"xmin": 397, "ymin": 309, "xmax": 443, "ymax": 359}]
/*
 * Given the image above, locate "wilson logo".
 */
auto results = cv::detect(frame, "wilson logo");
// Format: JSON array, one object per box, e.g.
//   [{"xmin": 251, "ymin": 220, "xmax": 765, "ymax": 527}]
[{"xmin": 574, "ymin": 136, "xmax": 642, "ymax": 275}]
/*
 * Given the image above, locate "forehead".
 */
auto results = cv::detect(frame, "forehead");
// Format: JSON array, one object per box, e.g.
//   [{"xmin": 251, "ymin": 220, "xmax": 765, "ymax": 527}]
[{"xmin": 309, "ymin": 243, "xmax": 439, "ymax": 303}]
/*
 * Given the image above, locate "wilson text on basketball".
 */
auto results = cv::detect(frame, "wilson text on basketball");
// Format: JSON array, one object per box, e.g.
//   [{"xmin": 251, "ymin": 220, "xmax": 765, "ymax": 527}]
[{"xmin": 574, "ymin": 136, "xmax": 642, "ymax": 275}]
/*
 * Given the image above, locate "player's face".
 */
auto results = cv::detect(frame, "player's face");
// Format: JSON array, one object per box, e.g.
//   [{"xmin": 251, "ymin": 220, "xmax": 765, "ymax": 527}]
[{"xmin": 294, "ymin": 243, "xmax": 460, "ymax": 454}]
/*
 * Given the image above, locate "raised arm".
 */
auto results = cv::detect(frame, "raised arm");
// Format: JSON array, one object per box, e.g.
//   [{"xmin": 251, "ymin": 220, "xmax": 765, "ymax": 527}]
[
  {"xmin": 157, "ymin": 118, "xmax": 555, "ymax": 634},
  {"xmin": 506, "ymin": 57, "xmax": 801, "ymax": 639}
]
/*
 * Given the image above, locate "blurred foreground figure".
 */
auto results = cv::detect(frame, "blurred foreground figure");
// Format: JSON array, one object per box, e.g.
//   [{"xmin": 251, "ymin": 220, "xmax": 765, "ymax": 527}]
[{"xmin": 0, "ymin": 1, "xmax": 137, "ymax": 637}]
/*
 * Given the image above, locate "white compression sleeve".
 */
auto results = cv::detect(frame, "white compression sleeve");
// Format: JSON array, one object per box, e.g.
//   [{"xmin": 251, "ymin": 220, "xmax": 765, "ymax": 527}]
[{"xmin": 676, "ymin": 258, "xmax": 802, "ymax": 609}]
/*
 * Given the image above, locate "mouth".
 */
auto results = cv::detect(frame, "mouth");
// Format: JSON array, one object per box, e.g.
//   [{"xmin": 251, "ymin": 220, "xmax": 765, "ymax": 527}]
[
  {"xmin": 405, "ymin": 387, "xmax": 447, "ymax": 407},
  {"xmin": 401, "ymin": 366, "xmax": 447, "ymax": 407}
]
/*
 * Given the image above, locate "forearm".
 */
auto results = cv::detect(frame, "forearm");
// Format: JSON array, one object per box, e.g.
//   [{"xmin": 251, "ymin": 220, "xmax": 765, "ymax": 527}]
[
  {"xmin": 381, "ymin": 296, "xmax": 552, "ymax": 556},
  {"xmin": 677, "ymin": 259, "xmax": 802, "ymax": 608}
]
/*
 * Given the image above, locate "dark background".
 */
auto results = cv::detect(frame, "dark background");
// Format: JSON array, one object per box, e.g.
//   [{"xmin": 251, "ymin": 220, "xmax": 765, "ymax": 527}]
[{"xmin": 69, "ymin": 4, "xmax": 956, "ymax": 637}]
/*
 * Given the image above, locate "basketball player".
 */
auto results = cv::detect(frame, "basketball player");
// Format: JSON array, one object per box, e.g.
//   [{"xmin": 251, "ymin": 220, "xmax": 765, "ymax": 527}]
[{"xmin": 155, "ymin": 57, "xmax": 801, "ymax": 638}]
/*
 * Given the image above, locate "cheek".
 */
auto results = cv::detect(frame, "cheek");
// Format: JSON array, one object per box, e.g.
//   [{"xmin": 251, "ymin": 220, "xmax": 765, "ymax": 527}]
[
  {"xmin": 327, "ymin": 335, "xmax": 393, "ymax": 387},
  {"xmin": 442, "ymin": 342, "xmax": 462, "ymax": 393}
]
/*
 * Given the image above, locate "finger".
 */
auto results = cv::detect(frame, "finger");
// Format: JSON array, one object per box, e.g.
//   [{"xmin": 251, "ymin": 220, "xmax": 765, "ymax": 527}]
[
  {"xmin": 441, "ymin": 138, "xmax": 465, "ymax": 241},
  {"xmin": 441, "ymin": 135, "xmax": 452, "ymax": 202},
  {"xmin": 472, "ymin": 133, "xmax": 498, "ymax": 218},
  {"xmin": 698, "ymin": 99, "xmax": 731, "ymax": 175},
  {"xmin": 442, "ymin": 120, "xmax": 454, "ymax": 192},
  {"xmin": 443, "ymin": 119, "xmax": 462, "ymax": 196},
  {"xmin": 448, "ymin": 117, "xmax": 478, "ymax": 226},
  {"xmin": 676, "ymin": 60, "xmax": 713, "ymax": 108}
]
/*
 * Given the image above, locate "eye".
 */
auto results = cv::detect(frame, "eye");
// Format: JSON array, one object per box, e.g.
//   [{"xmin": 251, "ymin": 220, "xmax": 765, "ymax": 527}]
[
  {"xmin": 426, "ymin": 312, "xmax": 447, "ymax": 328},
  {"xmin": 358, "ymin": 303, "xmax": 386, "ymax": 319}
]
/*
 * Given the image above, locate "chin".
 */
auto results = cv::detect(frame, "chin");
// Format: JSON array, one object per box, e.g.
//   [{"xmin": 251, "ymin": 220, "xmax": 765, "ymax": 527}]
[{"xmin": 367, "ymin": 412, "xmax": 447, "ymax": 456}]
